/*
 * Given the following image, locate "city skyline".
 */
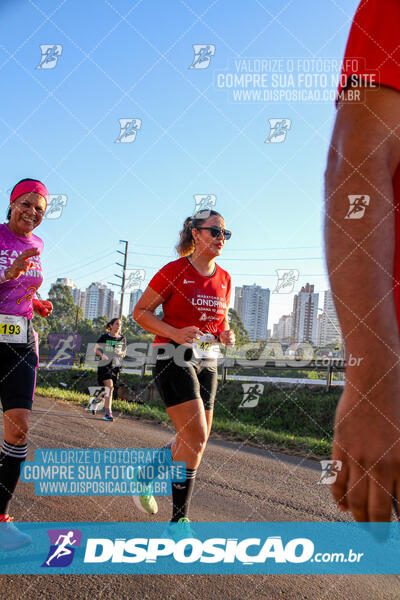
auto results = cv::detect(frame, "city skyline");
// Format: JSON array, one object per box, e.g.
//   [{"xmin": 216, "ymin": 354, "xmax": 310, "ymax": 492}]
[
  {"xmin": 51, "ymin": 274, "xmax": 341, "ymax": 347},
  {"xmin": 1, "ymin": 0, "xmax": 360, "ymax": 329}
]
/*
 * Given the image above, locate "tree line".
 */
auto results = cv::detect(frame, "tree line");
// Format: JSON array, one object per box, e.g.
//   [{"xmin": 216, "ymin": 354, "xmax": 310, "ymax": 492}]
[{"xmin": 34, "ymin": 284, "xmax": 250, "ymax": 354}]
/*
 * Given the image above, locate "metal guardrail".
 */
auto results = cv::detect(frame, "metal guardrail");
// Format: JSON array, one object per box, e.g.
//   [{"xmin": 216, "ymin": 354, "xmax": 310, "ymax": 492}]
[
  {"xmin": 40, "ymin": 355, "xmax": 346, "ymax": 393},
  {"xmin": 138, "ymin": 359, "xmax": 346, "ymax": 392}
]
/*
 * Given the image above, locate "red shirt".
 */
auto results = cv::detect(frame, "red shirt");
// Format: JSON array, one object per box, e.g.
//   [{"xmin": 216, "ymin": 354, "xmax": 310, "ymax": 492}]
[
  {"xmin": 149, "ymin": 257, "xmax": 231, "ymax": 344},
  {"xmin": 337, "ymin": 0, "xmax": 400, "ymax": 98},
  {"xmin": 338, "ymin": 0, "xmax": 400, "ymax": 324}
]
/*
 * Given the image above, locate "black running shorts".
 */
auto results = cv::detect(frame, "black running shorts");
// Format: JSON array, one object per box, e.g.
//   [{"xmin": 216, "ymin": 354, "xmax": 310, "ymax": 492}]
[
  {"xmin": 97, "ymin": 366, "xmax": 121, "ymax": 387},
  {"xmin": 0, "ymin": 339, "xmax": 38, "ymax": 412},
  {"xmin": 152, "ymin": 345, "xmax": 218, "ymax": 411}
]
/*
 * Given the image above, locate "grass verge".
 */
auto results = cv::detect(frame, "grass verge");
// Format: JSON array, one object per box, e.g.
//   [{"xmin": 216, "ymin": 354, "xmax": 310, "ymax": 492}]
[{"xmin": 36, "ymin": 373, "xmax": 338, "ymax": 459}]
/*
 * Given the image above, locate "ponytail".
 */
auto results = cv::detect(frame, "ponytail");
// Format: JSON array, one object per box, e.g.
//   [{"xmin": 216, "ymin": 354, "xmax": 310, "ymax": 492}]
[
  {"xmin": 106, "ymin": 317, "xmax": 120, "ymax": 332},
  {"xmin": 175, "ymin": 216, "xmax": 194, "ymax": 257},
  {"xmin": 175, "ymin": 209, "xmax": 223, "ymax": 257}
]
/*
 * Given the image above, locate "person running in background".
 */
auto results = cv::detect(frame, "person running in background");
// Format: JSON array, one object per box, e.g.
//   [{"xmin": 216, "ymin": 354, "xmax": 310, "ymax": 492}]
[
  {"xmin": 0, "ymin": 178, "xmax": 53, "ymax": 549},
  {"xmin": 325, "ymin": 0, "xmax": 400, "ymax": 521},
  {"xmin": 133, "ymin": 209, "xmax": 235, "ymax": 527},
  {"xmin": 94, "ymin": 318, "xmax": 126, "ymax": 422},
  {"xmin": 95, "ymin": 317, "xmax": 157, "ymax": 516}
]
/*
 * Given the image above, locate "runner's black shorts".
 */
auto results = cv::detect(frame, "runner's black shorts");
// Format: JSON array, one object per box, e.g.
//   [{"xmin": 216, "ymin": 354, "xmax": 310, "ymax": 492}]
[
  {"xmin": 97, "ymin": 366, "xmax": 121, "ymax": 387},
  {"xmin": 152, "ymin": 344, "xmax": 218, "ymax": 411},
  {"xmin": 0, "ymin": 322, "xmax": 38, "ymax": 412}
]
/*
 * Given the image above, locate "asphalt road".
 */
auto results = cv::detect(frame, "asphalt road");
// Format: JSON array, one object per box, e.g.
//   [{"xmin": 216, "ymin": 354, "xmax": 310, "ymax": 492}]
[{"xmin": 0, "ymin": 396, "xmax": 399, "ymax": 599}]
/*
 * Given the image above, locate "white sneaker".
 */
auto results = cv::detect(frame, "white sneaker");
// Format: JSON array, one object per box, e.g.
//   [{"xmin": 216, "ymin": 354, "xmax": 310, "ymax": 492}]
[
  {"xmin": 0, "ymin": 517, "xmax": 32, "ymax": 551},
  {"xmin": 133, "ymin": 495, "xmax": 158, "ymax": 515}
]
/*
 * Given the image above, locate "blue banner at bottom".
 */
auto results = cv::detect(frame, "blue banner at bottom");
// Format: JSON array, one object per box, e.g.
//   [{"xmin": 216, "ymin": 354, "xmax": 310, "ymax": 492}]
[{"xmin": 0, "ymin": 522, "xmax": 398, "ymax": 574}]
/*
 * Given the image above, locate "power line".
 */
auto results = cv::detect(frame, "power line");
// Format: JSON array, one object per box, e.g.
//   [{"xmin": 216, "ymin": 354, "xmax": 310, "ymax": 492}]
[
  {"xmin": 126, "ymin": 250, "xmax": 323, "ymax": 261},
  {"xmin": 69, "ymin": 264, "xmax": 116, "ymax": 282},
  {"xmin": 128, "ymin": 243, "xmax": 321, "ymax": 251},
  {"xmin": 45, "ymin": 250, "xmax": 115, "ymax": 279}
]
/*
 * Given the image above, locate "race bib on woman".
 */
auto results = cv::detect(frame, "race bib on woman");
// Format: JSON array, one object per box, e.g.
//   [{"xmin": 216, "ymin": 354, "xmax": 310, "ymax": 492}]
[
  {"xmin": 0, "ymin": 314, "xmax": 28, "ymax": 344},
  {"xmin": 192, "ymin": 333, "xmax": 221, "ymax": 359}
]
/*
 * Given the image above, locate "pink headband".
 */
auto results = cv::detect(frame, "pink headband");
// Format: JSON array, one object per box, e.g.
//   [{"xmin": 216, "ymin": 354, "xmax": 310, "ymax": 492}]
[{"xmin": 10, "ymin": 180, "xmax": 49, "ymax": 206}]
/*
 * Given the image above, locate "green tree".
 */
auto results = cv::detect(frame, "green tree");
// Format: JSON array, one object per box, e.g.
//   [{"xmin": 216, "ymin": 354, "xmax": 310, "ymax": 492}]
[
  {"xmin": 122, "ymin": 315, "xmax": 152, "ymax": 344},
  {"xmin": 46, "ymin": 284, "xmax": 82, "ymax": 333},
  {"xmin": 32, "ymin": 311, "xmax": 52, "ymax": 353},
  {"xmin": 228, "ymin": 308, "xmax": 249, "ymax": 346},
  {"xmin": 92, "ymin": 315, "xmax": 110, "ymax": 339},
  {"xmin": 77, "ymin": 318, "xmax": 95, "ymax": 349}
]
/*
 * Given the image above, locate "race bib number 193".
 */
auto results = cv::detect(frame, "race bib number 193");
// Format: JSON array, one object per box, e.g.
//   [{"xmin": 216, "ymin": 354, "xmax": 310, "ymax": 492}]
[{"xmin": 0, "ymin": 314, "xmax": 28, "ymax": 344}]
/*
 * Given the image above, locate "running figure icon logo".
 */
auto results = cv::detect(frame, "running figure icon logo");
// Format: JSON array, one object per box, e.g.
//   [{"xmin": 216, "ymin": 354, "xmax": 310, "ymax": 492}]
[
  {"xmin": 344, "ymin": 195, "xmax": 370, "ymax": 219},
  {"xmin": 124, "ymin": 269, "xmax": 145, "ymax": 291},
  {"xmin": 42, "ymin": 529, "xmax": 82, "ymax": 567},
  {"xmin": 115, "ymin": 119, "xmax": 142, "ymax": 143},
  {"xmin": 193, "ymin": 194, "xmax": 217, "ymax": 216},
  {"xmin": 45, "ymin": 195, "xmax": 68, "ymax": 220},
  {"xmin": 273, "ymin": 269, "xmax": 299, "ymax": 294},
  {"xmin": 265, "ymin": 119, "xmax": 291, "ymax": 143},
  {"xmin": 47, "ymin": 333, "xmax": 82, "ymax": 369},
  {"xmin": 318, "ymin": 460, "xmax": 342, "ymax": 485},
  {"xmin": 37, "ymin": 45, "xmax": 63, "ymax": 69},
  {"xmin": 239, "ymin": 383, "xmax": 264, "ymax": 408},
  {"xmin": 189, "ymin": 45, "xmax": 216, "ymax": 69}
]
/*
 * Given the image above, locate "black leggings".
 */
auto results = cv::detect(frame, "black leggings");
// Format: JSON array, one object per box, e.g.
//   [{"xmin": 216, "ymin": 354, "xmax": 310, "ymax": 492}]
[{"xmin": 0, "ymin": 343, "xmax": 38, "ymax": 412}]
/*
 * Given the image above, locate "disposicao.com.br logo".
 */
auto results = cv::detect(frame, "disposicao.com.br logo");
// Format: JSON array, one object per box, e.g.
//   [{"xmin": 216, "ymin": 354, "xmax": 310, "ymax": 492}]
[
  {"xmin": 1, "ymin": 522, "xmax": 396, "ymax": 575},
  {"xmin": 83, "ymin": 535, "xmax": 361, "ymax": 565}
]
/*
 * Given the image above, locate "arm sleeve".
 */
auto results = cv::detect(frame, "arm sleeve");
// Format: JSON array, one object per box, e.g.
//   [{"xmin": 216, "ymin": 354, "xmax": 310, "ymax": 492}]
[
  {"xmin": 338, "ymin": 0, "xmax": 400, "ymax": 98},
  {"xmin": 148, "ymin": 262, "xmax": 176, "ymax": 301}
]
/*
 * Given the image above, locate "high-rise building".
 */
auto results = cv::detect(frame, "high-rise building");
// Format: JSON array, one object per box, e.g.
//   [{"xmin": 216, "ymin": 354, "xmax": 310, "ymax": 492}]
[
  {"xmin": 234, "ymin": 284, "xmax": 270, "ymax": 341},
  {"xmin": 84, "ymin": 282, "xmax": 115, "ymax": 321},
  {"xmin": 51, "ymin": 277, "xmax": 81, "ymax": 305},
  {"xmin": 272, "ymin": 323, "xmax": 279, "ymax": 339},
  {"xmin": 319, "ymin": 290, "xmax": 342, "ymax": 347},
  {"xmin": 277, "ymin": 314, "xmax": 293, "ymax": 342},
  {"xmin": 316, "ymin": 313, "xmax": 323, "ymax": 347},
  {"xmin": 292, "ymin": 283, "xmax": 319, "ymax": 345},
  {"xmin": 234, "ymin": 287, "xmax": 243, "ymax": 318},
  {"xmin": 129, "ymin": 289, "xmax": 143, "ymax": 316},
  {"xmin": 112, "ymin": 299, "xmax": 120, "ymax": 319}
]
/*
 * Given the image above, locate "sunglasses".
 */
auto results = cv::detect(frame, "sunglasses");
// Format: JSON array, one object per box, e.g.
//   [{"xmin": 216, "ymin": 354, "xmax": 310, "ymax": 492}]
[{"xmin": 195, "ymin": 226, "xmax": 232, "ymax": 240}]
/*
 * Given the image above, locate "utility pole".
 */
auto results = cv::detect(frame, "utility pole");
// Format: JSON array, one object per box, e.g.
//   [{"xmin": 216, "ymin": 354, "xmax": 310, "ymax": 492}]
[
  {"xmin": 116, "ymin": 240, "xmax": 128, "ymax": 319},
  {"xmin": 74, "ymin": 305, "xmax": 79, "ymax": 332},
  {"xmin": 107, "ymin": 241, "xmax": 129, "ymax": 319}
]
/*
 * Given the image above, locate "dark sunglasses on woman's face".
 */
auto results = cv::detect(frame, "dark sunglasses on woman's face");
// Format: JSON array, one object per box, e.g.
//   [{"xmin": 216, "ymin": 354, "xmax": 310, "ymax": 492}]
[{"xmin": 195, "ymin": 226, "xmax": 232, "ymax": 240}]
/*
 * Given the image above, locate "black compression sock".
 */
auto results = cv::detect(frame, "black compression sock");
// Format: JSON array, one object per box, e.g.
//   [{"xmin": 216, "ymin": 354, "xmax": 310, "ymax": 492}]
[
  {"xmin": 0, "ymin": 441, "xmax": 28, "ymax": 514},
  {"xmin": 171, "ymin": 467, "xmax": 197, "ymax": 522}
]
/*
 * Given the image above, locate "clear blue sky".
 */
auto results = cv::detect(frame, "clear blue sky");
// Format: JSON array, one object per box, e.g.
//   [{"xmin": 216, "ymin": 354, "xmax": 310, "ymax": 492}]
[{"xmin": 0, "ymin": 0, "xmax": 360, "ymax": 327}]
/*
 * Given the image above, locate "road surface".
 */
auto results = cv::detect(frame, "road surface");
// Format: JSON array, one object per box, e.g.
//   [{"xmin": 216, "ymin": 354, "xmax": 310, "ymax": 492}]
[{"xmin": 0, "ymin": 396, "xmax": 398, "ymax": 599}]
